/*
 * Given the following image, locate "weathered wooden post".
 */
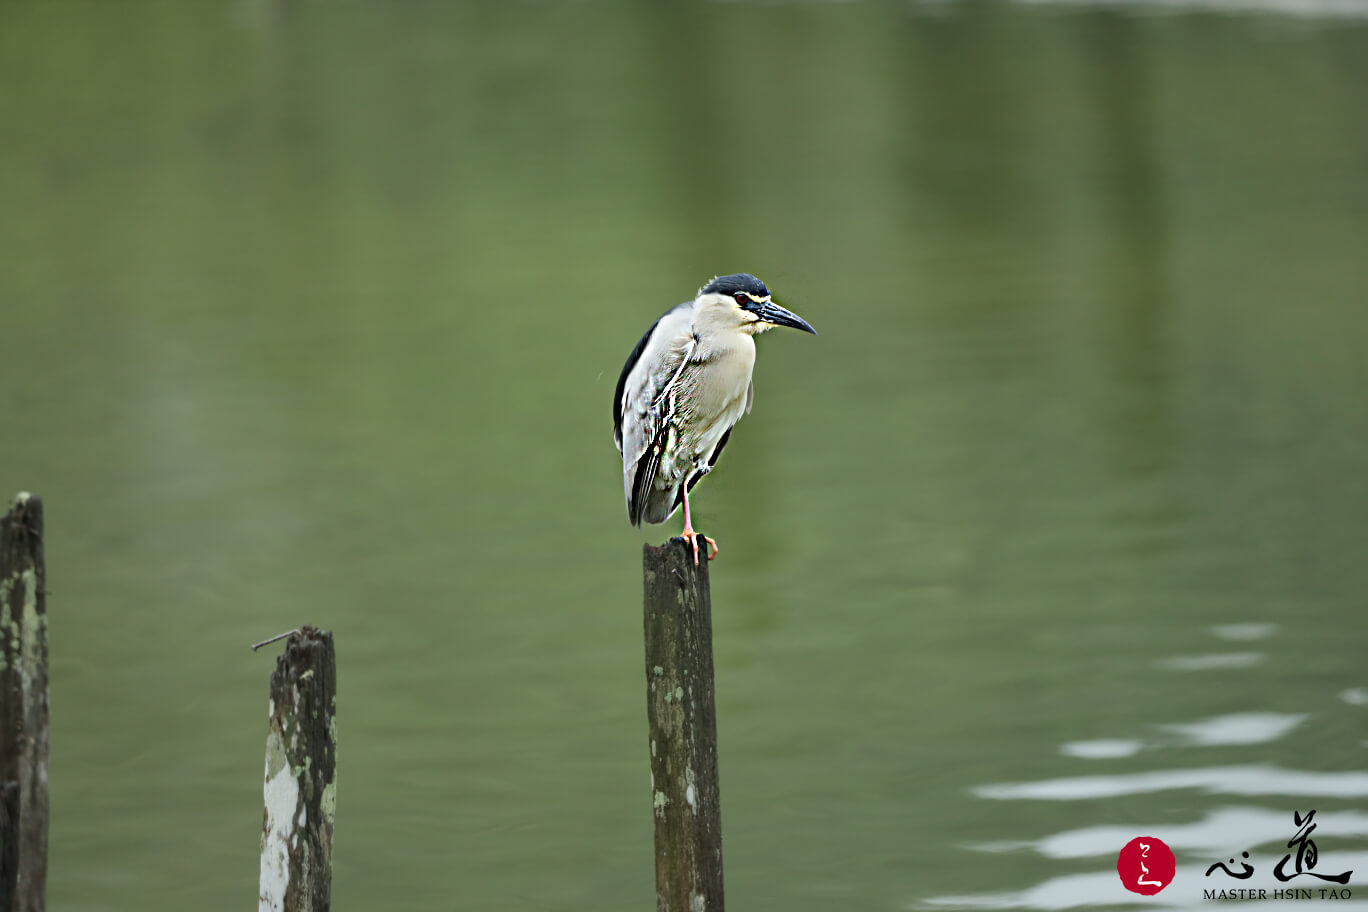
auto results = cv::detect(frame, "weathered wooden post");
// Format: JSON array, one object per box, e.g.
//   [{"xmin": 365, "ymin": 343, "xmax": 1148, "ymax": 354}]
[
  {"xmin": 0, "ymin": 493, "xmax": 48, "ymax": 912},
  {"xmin": 257, "ymin": 627, "xmax": 336, "ymax": 912},
  {"xmin": 643, "ymin": 538, "xmax": 724, "ymax": 912}
]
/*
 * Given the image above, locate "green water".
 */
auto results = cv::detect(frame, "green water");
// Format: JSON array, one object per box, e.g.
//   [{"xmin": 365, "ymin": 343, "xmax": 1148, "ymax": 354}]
[{"xmin": 2, "ymin": 2, "xmax": 1367, "ymax": 909}]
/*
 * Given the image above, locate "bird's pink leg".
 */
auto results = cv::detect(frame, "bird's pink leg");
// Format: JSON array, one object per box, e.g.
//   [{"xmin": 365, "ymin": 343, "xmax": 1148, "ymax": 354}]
[{"xmin": 679, "ymin": 484, "xmax": 718, "ymax": 566}]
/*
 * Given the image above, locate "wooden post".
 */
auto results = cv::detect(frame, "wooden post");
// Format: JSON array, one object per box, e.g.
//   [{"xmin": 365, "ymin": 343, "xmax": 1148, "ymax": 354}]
[
  {"xmin": 0, "ymin": 493, "xmax": 48, "ymax": 912},
  {"xmin": 643, "ymin": 538, "xmax": 724, "ymax": 912},
  {"xmin": 258, "ymin": 627, "xmax": 336, "ymax": 912}
]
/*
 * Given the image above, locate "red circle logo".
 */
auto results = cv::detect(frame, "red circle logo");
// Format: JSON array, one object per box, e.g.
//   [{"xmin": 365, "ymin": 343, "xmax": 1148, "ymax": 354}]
[{"xmin": 1117, "ymin": 836, "xmax": 1175, "ymax": 895}]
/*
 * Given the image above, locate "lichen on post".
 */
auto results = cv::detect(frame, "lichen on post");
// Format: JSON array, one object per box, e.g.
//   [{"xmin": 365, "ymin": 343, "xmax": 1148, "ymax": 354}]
[
  {"xmin": 0, "ymin": 492, "xmax": 49, "ymax": 912},
  {"xmin": 642, "ymin": 537, "xmax": 724, "ymax": 912},
  {"xmin": 258, "ymin": 626, "xmax": 336, "ymax": 912}
]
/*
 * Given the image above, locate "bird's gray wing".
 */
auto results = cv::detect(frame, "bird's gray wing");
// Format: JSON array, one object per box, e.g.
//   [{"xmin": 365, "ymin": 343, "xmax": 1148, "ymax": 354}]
[
  {"xmin": 613, "ymin": 316, "xmax": 663, "ymax": 453},
  {"xmin": 616, "ymin": 305, "xmax": 695, "ymax": 525}
]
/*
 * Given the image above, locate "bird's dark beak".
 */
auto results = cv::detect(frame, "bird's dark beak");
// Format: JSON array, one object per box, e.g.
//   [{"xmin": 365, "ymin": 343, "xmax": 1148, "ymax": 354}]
[{"xmin": 756, "ymin": 301, "xmax": 817, "ymax": 335}]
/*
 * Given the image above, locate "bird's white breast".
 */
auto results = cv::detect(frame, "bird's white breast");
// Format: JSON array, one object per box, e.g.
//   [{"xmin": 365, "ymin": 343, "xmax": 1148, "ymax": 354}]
[{"xmin": 674, "ymin": 335, "xmax": 755, "ymax": 460}]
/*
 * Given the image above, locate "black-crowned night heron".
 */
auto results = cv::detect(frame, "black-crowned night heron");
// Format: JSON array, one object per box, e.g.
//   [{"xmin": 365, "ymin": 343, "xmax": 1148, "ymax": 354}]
[{"xmin": 612, "ymin": 273, "xmax": 817, "ymax": 564}]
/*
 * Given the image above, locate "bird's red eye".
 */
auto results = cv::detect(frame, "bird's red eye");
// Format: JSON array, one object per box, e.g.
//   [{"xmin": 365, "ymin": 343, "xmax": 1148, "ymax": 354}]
[{"xmin": 733, "ymin": 293, "xmax": 749, "ymax": 305}]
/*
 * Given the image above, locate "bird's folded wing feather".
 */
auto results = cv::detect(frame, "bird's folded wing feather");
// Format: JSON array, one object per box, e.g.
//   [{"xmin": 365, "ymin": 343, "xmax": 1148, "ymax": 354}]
[{"xmin": 617, "ymin": 306, "xmax": 695, "ymax": 521}]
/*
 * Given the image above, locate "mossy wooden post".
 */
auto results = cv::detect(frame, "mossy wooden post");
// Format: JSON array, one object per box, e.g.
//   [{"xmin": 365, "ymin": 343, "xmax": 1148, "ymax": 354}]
[
  {"xmin": 0, "ymin": 493, "xmax": 48, "ymax": 912},
  {"xmin": 643, "ymin": 538, "xmax": 724, "ymax": 912},
  {"xmin": 258, "ymin": 627, "xmax": 336, "ymax": 912}
]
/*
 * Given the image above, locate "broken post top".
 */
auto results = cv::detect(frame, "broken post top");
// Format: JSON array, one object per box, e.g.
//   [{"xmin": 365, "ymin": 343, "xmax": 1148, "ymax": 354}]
[
  {"xmin": 1, "ymin": 489, "xmax": 47, "ymax": 678},
  {"xmin": 263, "ymin": 625, "xmax": 336, "ymax": 804},
  {"xmin": 271, "ymin": 626, "xmax": 334, "ymax": 677},
  {"xmin": 2, "ymin": 492, "xmax": 44, "ymax": 579}
]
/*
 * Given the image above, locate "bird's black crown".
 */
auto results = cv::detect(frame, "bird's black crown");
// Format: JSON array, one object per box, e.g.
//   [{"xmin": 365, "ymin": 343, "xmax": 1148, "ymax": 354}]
[{"xmin": 701, "ymin": 273, "xmax": 769, "ymax": 299}]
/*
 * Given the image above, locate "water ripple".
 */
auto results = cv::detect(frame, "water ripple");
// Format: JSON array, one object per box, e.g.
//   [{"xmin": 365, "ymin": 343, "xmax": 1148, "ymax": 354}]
[
  {"xmin": 1154, "ymin": 653, "xmax": 1264, "ymax": 671},
  {"xmin": 1341, "ymin": 688, "xmax": 1368, "ymax": 706},
  {"xmin": 1211, "ymin": 623, "xmax": 1278, "ymax": 641},
  {"xmin": 1059, "ymin": 739, "xmax": 1143, "ymax": 759},
  {"xmin": 1160, "ymin": 712, "xmax": 1305, "ymax": 747},
  {"xmin": 975, "ymin": 765, "xmax": 1368, "ymax": 800},
  {"xmin": 969, "ymin": 806, "xmax": 1368, "ymax": 859}
]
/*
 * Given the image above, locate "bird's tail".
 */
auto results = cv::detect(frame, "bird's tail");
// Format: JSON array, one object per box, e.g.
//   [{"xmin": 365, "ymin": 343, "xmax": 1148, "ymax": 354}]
[{"xmin": 627, "ymin": 446, "xmax": 661, "ymax": 526}]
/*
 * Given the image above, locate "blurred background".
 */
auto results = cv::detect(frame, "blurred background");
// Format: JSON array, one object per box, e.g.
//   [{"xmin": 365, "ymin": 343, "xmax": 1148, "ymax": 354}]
[{"xmin": 2, "ymin": 0, "xmax": 1367, "ymax": 909}]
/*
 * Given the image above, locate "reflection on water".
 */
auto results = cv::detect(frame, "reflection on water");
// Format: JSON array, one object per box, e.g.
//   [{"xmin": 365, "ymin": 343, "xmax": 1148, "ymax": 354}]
[
  {"xmin": 976, "ymin": 766, "xmax": 1368, "ymax": 802},
  {"xmin": 1211, "ymin": 623, "xmax": 1278, "ymax": 642},
  {"xmin": 1154, "ymin": 652, "xmax": 1265, "ymax": 671},
  {"xmin": 1060, "ymin": 712, "xmax": 1306, "ymax": 758},
  {"xmin": 1060, "ymin": 739, "xmax": 1144, "ymax": 759},
  {"xmin": 1159, "ymin": 713, "xmax": 1306, "ymax": 747},
  {"xmin": 973, "ymin": 807, "xmax": 1368, "ymax": 860},
  {"xmin": 969, "ymin": 0, "xmax": 1368, "ymax": 19}
]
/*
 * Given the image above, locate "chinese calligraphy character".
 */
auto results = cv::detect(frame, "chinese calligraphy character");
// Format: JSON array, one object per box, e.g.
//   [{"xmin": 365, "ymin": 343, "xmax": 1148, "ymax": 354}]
[
  {"xmin": 1273, "ymin": 810, "xmax": 1352, "ymax": 884},
  {"xmin": 1137, "ymin": 842, "xmax": 1165, "ymax": 887},
  {"xmin": 1206, "ymin": 851, "xmax": 1254, "ymax": 880}
]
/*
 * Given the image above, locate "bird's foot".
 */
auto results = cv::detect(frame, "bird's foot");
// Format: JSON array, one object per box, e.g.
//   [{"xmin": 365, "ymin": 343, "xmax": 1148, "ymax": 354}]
[{"xmin": 679, "ymin": 529, "xmax": 719, "ymax": 566}]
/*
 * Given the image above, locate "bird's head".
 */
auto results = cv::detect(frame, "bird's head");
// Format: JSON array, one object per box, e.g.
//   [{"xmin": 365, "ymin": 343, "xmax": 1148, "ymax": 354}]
[{"xmin": 695, "ymin": 273, "xmax": 817, "ymax": 336}]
